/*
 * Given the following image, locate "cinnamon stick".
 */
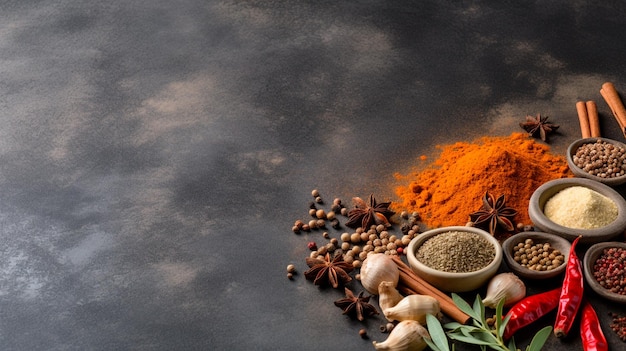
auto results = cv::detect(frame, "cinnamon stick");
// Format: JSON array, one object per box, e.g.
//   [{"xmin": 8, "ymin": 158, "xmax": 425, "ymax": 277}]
[
  {"xmin": 391, "ymin": 256, "xmax": 471, "ymax": 324},
  {"xmin": 600, "ymin": 82, "xmax": 626, "ymax": 138},
  {"xmin": 586, "ymin": 100, "xmax": 601, "ymax": 137},
  {"xmin": 576, "ymin": 101, "xmax": 591, "ymax": 138}
]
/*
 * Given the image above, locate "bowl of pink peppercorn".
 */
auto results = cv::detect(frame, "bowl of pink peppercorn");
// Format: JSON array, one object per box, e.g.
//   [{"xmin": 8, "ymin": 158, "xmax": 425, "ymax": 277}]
[{"xmin": 583, "ymin": 241, "xmax": 626, "ymax": 304}]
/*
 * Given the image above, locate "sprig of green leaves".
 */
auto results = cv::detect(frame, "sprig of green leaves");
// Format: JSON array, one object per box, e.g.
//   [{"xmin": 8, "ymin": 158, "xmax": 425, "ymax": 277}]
[{"xmin": 424, "ymin": 294, "xmax": 552, "ymax": 351}]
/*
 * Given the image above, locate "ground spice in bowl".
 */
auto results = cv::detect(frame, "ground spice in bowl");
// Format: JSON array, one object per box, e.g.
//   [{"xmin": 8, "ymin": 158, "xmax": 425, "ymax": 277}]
[
  {"xmin": 394, "ymin": 133, "xmax": 571, "ymax": 229},
  {"xmin": 543, "ymin": 186, "xmax": 618, "ymax": 229},
  {"xmin": 414, "ymin": 230, "xmax": 495, "ymax": 273}
]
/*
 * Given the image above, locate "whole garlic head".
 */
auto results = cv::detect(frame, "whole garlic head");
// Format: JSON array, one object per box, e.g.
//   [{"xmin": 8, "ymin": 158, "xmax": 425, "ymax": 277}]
[
  {"xmin": 378, "ymin": 281, "xmax": 404, "ymax": 314},
  {"xmin": 482, "ymin": 272, "xmax": 526, "ymax": 308},
  {"xmin": 383, "ymin": 294, "xmax": 441, "ymax": 323},
  {"xmin": 372, "ymin": 319, "xmax": 429, "ymax": 351},
  {"xmin": 360, "ymin": 253, "xmax": 399, "ymax": 294}
]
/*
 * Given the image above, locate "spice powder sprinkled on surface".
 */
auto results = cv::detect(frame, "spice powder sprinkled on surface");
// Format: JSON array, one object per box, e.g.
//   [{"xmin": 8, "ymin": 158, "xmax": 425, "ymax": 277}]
[
  {"xmin": 543, "ymin": 186, "xmax": 618, "ymax": 229},
  {"xmin": 415, "ymin": 231, "xmax": 495, "ymax": 273},
  {"xmin": 393, "ymin": 133, "xmax": 571, "ymax": 229}
]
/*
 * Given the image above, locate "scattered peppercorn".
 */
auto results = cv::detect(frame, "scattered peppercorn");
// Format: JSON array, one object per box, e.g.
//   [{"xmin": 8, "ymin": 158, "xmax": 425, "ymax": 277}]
[
  {"xmin": 287, "ymin": 264, "xmax": 296, "ymax": 273},
  {"xmin": 609, "ymin": 312, "xmax": 626, "ymax": 341},
  {"xmin": 359, "ymin": 328, "xmax": 368, "ymax": 339},
  {"xmin": 307, "ymin": 241, "xmax": 317, "ymax": 251}
]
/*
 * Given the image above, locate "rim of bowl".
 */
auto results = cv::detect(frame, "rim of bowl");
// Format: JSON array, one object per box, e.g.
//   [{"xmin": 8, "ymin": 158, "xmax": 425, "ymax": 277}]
[
  {"xmin": 528, "ymin": 178, "xmax": 626, "ymax": 242},
  {"xmin": 501, "ymin": 231, "xmax": 569, "ymax": 278},
  {"xmin": 567, "ymin": 137, "xmax": 626, "ymax": 186},
  {"xmin": 583, "ymin": 242, "xmax": 626, "ymax": 303},
  {"xmin": 406, "ymin": 226, "xmax": 503, "ymax": 278}
]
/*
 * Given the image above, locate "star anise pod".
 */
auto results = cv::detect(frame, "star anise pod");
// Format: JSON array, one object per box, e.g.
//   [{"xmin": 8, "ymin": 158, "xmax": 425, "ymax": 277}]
[
  {"xmin": 469, "ymin": 191, "xmax": 517, "ymax": 236},
  {"xmin": 334, "ymin": 287, "xmax": 379, "ymax": 321},
  {"xmin": 345, "ymin": 194, "xmax": 395, "ymax": 229},
  {"xmin": 519, "ymin": 113, "xmax": 559, "ymax": 141},
  {"xmin": 304, "ymin": 252, "xmax": 353, "ymax": 288}
]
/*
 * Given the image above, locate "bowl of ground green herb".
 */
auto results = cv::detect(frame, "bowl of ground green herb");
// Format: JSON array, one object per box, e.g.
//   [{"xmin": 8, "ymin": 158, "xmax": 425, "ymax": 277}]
[
  {"xmin": 567, "ymin": 137, "xmax": 626, "ymax": 186},
  {"xmin": 528, "ymin": 178, "xmax": 626, "ymax": 244},
  {"xmin": 406, "ymin": 226, "xmax": 502, "ymax": 293}
]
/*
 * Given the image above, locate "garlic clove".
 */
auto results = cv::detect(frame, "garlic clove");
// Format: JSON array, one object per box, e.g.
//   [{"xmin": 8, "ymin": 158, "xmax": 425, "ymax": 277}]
[
  {"xmin": 378, "ymin": 281, "xmax": 404, "ymax": 315},
  {"xmin": 383, "ymin": 294, "xmax": 441, "ymax": 324},
  {"xmin": 372, "ymin": 319, "xmax": 429, "ymax": 351},
  {"xmin": 360, "ymin": 253, "xmax": 400, "ymax": 295},
  {"xmin": 482, "ymin": 272, "xmax": 526, "ymax": 309}
]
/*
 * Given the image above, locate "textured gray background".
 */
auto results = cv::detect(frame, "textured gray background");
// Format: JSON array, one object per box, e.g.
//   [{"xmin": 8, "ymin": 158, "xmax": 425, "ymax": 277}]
[{"xmin": 1, "ymin": 1, "xmax": 626, "ymax": 350}]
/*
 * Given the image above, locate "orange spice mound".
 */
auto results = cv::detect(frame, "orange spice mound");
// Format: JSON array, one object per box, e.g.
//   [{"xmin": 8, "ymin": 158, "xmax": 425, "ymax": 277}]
[{"xmin": 393, "ymin": 133, "xmax": 572, "ymax": 229}]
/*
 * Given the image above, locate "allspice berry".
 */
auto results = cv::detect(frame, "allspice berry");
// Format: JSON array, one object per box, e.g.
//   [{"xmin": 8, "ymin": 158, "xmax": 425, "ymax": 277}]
[{"xmin": 358, "ymin": 329, "xmax": 368, "ymax": 339}]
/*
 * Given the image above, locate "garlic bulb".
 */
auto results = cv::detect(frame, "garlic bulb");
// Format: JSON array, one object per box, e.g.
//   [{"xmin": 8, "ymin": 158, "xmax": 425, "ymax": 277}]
[
  {"xmin": 378, "ymin": 281, "xmax": 404, "ymax": 314},
  {"xmin": 360, "ymin": 253, "xmax": 399, "ymax": 294},
  {"xmin": 383, "ymin": 294, "xmax": 441, "ymax": 323},
  {"xmin": 482, "ymin": 272, "xmax": 526, "ymax": 309},
  {"xmin": 372, "ymin": 320, "xmax": 429, "ymax": 351}
]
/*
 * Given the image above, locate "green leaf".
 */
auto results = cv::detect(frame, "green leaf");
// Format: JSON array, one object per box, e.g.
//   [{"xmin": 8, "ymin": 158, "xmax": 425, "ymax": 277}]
[
  {"xmin": 452, "ymin": 293, "xmax": 481, "ymax": 321},
  {"xmin": 526, "ymin": 326, "xmax": 552, "ymax": 351},
  {"xmin": 426, "ymin": 314, "xmax": 450, "ymax": 351},
  {"xmin": 495, "ymin": 298, "xmax": 510, "ymax": 338},
  {"xmin": 507, "ymin": 337, "xmax": 516, "ymax": 351},
  {"xmin": 424, "ymin": 337, "xmax": 443, "ymax": 351},
  {"xmin": 444, "ymin": 321, "xmax": 463, "ymax": 330},
  {"xmin": 497, "ymin": 314, "xmax": 511, "ymax": 339},
  {"xmin": 472, "ymin": 294, "xmax": 486, "ymax": 323},
  {"xmin": 453, "ymin": 325, "xmax": 482, "ymax": 335},
  {"xmin": 447, "ymin": 332, "xmax": 493, "ymax": 346}
]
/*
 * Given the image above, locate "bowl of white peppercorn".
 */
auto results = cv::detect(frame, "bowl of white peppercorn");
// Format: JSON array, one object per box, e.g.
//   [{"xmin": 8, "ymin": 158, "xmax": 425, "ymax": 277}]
[
  {"xmin": 502, "ymin": 232, "xmax": 570, "ymax": 280},
  {"xmin": 406, "ymin": 226, "xmax": 502, "ymax": 292},
  {"xmin": 567, "ymin": 137, "xmax": 626, "ymax": 186},
  {"xmin": 528, "ymin": 178, "xmax": 626, "ymax": 244}
]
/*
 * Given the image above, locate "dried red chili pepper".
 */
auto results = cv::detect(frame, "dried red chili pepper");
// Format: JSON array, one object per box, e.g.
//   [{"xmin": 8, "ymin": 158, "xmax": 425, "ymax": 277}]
[
  {"xmin": 503, "ymin": 287, "xmax": 561, "ymax": 340},
  {"xmin": 554, "ymin": 235, "xmax": 584, "ymax": 338},
  {"xmin": 580, "ymin": 299, "xmax": 608, "ymax": 351}
]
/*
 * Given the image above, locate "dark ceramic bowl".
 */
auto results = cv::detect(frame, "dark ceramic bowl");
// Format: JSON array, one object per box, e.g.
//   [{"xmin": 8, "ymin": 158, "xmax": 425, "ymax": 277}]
[
  {"xmin": 502, "ymin": 232, "xmax": 570, "ymax": 280},
  {"xmin": 528, "ymin": 178, "xmax": 626, "ymax": 244},
  {"xmin": 567, "ymin": 137, "xmax": 626, "ymax": 186},
  {"xmin": 583, "ymin": 242, "xmax": 626, "ymax": 304},
  {"xmin": 406, "ymin": 226, "xmax": 502, "ymax": 292}
]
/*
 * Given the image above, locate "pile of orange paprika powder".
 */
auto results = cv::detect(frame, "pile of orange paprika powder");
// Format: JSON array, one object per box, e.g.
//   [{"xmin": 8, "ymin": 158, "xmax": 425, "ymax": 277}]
[{"xmin": 393, "ymin": 132, "xmax": 572, "ymax": 229}]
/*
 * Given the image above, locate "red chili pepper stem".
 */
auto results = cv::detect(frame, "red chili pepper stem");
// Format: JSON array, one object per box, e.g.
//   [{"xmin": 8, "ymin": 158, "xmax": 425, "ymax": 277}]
[
  {"xmin": 554, "ymin": 235, "xmax": 584, "ymax": 338},
  {"xmin": 580, "ymin": 299, "xmax": 608, "ymax": 351},
  {"xmin": 503, "ymin": 287, "xmax": 561, "ymax": 340}
]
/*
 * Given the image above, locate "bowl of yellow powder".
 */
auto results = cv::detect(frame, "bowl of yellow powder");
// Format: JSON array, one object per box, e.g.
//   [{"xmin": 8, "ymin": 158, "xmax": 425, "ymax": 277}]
[
  {"xmin": 529, "ymin": 178, "xmax": 626, "ymax": 243},
  {"xmin": 406, "ymin": 226, "xmax": 503, "ymax": 292}
]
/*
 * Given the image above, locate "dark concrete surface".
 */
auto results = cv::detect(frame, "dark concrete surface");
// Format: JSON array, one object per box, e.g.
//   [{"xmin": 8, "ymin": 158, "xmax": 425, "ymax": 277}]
[{"xmin": 2, "ymin": 1, "xmax": 626, "ymax": 350}]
